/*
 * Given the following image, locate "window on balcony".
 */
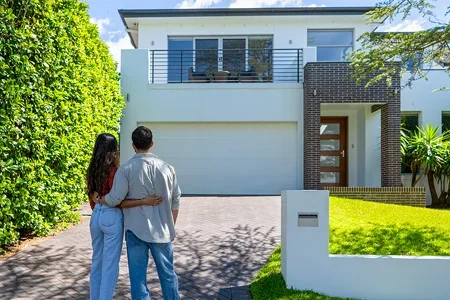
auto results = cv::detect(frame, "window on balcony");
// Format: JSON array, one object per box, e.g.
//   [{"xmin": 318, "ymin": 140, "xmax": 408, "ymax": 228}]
[
  {"xmin": 248, "ymin": 37, "xmax": 273, "ymax": 82},
  {"xmin": 307, "ymin": 30, "xmax": 353, "ymax": 62},
  {"xmin": 167, "ymin": 36, "xmax": 273, "ymax": 83},
  {"xmin": 167, "ymin": 38, "xmax": 194, "ymax": 83}
]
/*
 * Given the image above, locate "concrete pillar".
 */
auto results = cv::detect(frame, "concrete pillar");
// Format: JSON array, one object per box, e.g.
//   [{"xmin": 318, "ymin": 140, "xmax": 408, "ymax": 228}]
[
  {"xmin": 120, "ymin": 49, "xmax": 149, "ymax": 163},
  {"xmin": 281, "ymin": 190, "xmax": 329, "ymax": 289}
]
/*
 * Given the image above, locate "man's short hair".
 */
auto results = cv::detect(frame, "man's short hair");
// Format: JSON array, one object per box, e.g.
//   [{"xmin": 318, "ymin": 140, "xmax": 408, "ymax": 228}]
[{"xmin": 132, "ymin": 126, "xmax": 153, "ymax": 150}]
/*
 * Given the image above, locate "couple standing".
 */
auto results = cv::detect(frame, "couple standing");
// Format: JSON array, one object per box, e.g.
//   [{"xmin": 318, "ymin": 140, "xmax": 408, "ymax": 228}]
[{"xmin": 86, "ymin": 126, "xmax": 181, "ymax": 300}]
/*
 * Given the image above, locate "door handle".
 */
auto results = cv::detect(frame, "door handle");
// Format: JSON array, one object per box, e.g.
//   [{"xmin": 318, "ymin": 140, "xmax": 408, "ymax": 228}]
[{"xmin": 341, "ymin": 150, "xmax": 345, "ymax": 158}]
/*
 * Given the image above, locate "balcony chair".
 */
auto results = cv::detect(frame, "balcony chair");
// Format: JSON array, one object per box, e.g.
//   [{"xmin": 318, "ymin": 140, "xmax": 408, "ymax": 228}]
[
  {"xmin": 237, "ymin": 66, "xmax": 258, "ymax": 82},
  {"xmin": 188, "ymin": 67, "xmax": 210, "ymax": 83}
]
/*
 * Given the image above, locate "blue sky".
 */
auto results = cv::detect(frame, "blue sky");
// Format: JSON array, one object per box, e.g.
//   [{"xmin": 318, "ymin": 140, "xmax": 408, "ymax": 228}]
[{"xmin": 85, "ymin": 0, "xmax": 448, "ymax": 66}]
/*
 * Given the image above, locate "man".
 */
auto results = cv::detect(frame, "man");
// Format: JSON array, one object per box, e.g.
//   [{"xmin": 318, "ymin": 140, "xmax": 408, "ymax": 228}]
[{"xmin": 100, "ymin": 126, "xmax": 181, "ymax": 300}]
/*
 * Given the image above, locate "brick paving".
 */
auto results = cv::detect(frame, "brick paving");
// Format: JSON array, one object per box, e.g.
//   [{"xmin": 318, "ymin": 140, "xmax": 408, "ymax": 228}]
[{"xmin": 0, "ymin": 197, "xmax": 281, "ymax": 299}]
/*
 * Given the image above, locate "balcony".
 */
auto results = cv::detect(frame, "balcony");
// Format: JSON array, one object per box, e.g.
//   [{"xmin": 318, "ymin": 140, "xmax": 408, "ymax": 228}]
[{"xmin": 149, "ymin": 48, "xmax": 304, "ymax": 84}]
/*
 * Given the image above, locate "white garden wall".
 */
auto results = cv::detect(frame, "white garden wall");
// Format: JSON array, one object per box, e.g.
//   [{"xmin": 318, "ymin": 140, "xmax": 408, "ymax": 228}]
[{"xmin": 282, "ymin": 190, "xmax": 450, "ymax": 300}]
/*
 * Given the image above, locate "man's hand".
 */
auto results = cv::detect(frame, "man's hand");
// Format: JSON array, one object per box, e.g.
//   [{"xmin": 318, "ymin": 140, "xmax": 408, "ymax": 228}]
[
  {"xmin": 172, "ymin": 210, "xmax": 179, "ymax": 225},
  {"xmin": 143, "ymin": 194, "xmax": 163, "ymax": 206},
  {"xmin": 92, "ymin": 192, "xmax": 108, "ymax": 205},
  {"xmin": 99, "ymin": 196, "xmax": 107, "ymax": 204}
]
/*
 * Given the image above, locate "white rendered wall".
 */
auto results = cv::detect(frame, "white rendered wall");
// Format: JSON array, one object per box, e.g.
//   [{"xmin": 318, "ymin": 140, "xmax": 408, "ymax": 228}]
[
  {"xmin": 365, "ymin": 106, "xmax": 382, "ymax": 187},
  {"xmin": 136, "ymin": 15, "xmax": 375, "ymax": 51},
  {"xmin": 120, "ymin": 49, "xmax": 305, "ymax": 189},
  {"xmin": 402, "ymin": 71, "xmax": 450, "ymax": 134},
  {"xmin": 282, "ymin": 190, "xmax": 450, "ymax": 300}
]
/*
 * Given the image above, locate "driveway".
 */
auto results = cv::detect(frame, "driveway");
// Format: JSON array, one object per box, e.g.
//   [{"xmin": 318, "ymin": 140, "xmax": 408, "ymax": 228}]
[{"xmin": 0, "ymin": 197, "xmax": 281, "ymax": 299}]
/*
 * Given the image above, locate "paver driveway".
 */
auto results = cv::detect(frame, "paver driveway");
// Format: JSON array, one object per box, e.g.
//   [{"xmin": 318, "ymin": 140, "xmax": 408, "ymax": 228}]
[{"xmin": 0, "ymin": 197, "xmax": 281, "ymax": 299}]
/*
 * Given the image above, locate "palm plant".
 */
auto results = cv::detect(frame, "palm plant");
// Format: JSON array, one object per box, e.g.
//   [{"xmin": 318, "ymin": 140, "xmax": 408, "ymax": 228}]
[
  {"xmin": 435, "ymin": 142, "xmax": 450, "ymax": 203},
  {"xmin": 402, "ymin": 125, "xmax": 450, "ymax": 206},
  {"xmin": 401, "ymin": 128, "xmax": 421, "ymax": 187}
]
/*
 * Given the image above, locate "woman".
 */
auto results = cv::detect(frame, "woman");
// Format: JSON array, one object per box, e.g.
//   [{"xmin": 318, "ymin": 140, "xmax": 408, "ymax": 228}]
[{"xmin": 86, "ymin": 133, "xmax": 162, "ymax": 300}]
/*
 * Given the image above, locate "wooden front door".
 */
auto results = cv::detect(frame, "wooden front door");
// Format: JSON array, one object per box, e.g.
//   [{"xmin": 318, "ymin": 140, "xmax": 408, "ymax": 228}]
[{"xmin": 320, "ymin": 117, "xmax": 348, "ymax": 187}]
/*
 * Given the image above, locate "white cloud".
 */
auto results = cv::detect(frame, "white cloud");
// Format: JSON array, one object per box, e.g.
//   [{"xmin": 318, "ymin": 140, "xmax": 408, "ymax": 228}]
[
  {"xmin": 90, "ymin": 17, "xmax": 110, "ymax": 35},
  {"xmin": 382, "ymin": 19, "xmax": 426, "ymax": 32},
  {"xmin": 175, "ymin": 0, "xmax": 325, "ymax": 8},
  {"xmin": 230, "ymin": 0, "xmax": 303, "ymax": 8},
  {"xmin": 90, "ymin": 18, "xmax": 133, "ymax": 70},
  {"xmin": 176, "ymin": 0, "xmax": 222, "ymax": 9},
  {"xmin": 105, "ymin": 33, "xmax": 134, "ymax": 71},
  {"xmin": 306, "ymin": 4, "xmax": 326, "ymax": 7}
]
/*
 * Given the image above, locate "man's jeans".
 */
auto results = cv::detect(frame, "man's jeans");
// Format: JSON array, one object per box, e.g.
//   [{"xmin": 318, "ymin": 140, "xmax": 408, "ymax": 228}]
[
  {"xmin": 126, "ymin": 230, "xmax": 180, "ymax": 300},
  {"xmin": 90, "ymin": 204, "xmax": 124, "ymax": 300}
]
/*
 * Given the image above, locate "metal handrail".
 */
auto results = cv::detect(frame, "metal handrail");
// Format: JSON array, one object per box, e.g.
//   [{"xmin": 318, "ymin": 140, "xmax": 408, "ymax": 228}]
[{"xmin": 148, "ymin": 48, "xmax": 304, "ymax": 84}]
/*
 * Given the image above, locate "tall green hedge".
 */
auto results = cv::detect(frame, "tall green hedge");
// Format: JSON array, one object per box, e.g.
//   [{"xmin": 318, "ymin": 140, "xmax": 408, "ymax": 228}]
[{"xmin": 0, "ymin": 0, "xmax": 124, "ymax": 247}]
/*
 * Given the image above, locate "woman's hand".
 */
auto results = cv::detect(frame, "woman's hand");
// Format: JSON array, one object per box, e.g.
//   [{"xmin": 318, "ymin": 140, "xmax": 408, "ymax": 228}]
[
  {"xmin": 91, "ymin": 192, "xmax": 99, "ymax": 202},
  {"xmin": 143, "ymin": 194, "xmax": 163, "ymax": 206}
]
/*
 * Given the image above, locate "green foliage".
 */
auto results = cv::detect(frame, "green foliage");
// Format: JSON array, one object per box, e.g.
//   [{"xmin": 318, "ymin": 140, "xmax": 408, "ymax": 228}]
[
  {"xmin": 349, "ymin": 0, "xmax": 450, "ymax": 90},
  {"xmin": 250, "ymin": 197, "xmax": 450, "ymax": 299},
  {"xmin": 401, "ymin": 125, "xmax": 450, "ymax": 206},
  {"xmin": 0, "ymin": 0, "xmax": 124, "ymax": 247}
]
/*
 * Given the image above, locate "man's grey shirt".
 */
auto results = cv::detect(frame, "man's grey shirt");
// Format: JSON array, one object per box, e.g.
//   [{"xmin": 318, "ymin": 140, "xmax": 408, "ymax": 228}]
[{"xmin": 105, "ymin": 153, "xmax": 181, "ymax": 243}]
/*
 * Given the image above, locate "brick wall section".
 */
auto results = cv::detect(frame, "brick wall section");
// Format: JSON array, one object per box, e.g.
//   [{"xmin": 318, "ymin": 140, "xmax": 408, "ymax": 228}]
[
  {"xmin": 381, "ymin": 103, "xmax": 402, "ymax": 186},
  {"xmin": 303, "ymin": 100, "xmax": 321, "ymax": 189},
  {"xmin": 304, "ymin": 62, "xmax": 402, "ymax": 189},
  {"xmin": 325, "ymin": 187, "xmax": 426, "ymax": 207}
]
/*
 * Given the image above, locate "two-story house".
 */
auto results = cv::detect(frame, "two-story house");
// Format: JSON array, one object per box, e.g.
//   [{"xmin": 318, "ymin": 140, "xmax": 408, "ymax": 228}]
[{"xmin": 117, "ymin": 7, "xmax": 448, "ymax": 202}]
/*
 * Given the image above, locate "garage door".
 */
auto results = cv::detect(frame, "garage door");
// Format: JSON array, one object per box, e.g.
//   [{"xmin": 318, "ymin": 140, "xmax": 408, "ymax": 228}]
[{"xmin": 141, "ymin": 122, "xmax": 298, "ymax": 195}]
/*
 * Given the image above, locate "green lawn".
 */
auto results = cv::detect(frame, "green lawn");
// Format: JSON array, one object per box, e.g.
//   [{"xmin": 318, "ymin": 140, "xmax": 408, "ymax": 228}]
[{"xmin": 250, "ymin": 197, "xmax": 450, "ymax": 300}]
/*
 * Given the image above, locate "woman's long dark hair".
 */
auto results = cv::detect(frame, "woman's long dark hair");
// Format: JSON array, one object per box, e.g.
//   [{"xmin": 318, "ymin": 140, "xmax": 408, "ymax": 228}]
[{"xmin": 86, "ymin": 133, "xmax": 119, "ymax": 198}]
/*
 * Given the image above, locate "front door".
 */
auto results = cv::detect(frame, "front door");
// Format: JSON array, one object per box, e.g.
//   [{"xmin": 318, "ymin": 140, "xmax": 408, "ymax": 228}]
[{"xmin": 320, "ymin": 117, "xmax": 348, "ymax": 187}]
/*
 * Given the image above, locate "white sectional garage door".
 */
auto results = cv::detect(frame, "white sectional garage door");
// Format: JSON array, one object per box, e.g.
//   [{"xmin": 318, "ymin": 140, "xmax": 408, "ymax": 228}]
[{"xmin": 141, "ymin": 122, "xmax": 298, "ymax": 195}]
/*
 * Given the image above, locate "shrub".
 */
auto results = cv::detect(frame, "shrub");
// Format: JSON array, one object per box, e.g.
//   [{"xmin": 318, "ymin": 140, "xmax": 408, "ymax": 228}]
[
  {"xmin": 401, "ymin": 125, "xmax": 450, "ymax": 207},
  {"xmin": 0, "ymin": 0, "xmax": 124, "ymax": 247}
]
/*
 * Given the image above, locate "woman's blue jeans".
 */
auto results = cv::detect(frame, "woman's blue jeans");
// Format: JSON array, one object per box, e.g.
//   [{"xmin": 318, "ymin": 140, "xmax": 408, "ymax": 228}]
[{"xmin": 89, "ymin": 203, "xmax": 124, "ymax": 300}]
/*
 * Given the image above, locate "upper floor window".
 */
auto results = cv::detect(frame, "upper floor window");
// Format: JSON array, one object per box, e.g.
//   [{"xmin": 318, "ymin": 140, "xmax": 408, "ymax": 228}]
[
  {"xmin": 307, "ymin": 30, "xmax": 353, "ymax": 62},
  {"xmin": 402, "ymin": 52, "xmax": 423, "ymax": 71}
]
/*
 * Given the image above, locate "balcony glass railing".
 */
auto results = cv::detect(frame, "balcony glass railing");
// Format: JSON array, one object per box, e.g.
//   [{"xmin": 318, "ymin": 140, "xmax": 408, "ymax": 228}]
[{"xmin": 149, "ymin": 48, "xmax": 304, "ymax": 84}]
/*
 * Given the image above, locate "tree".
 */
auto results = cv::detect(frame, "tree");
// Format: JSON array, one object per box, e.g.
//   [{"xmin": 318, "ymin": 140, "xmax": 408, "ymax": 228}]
[
  {"xmin": 349, "ymin": 0, "xmax": 450, "ymax": 90},
  {"xmin": 0, "ymin": 0, "xmax": 124, "ymax": 248}
]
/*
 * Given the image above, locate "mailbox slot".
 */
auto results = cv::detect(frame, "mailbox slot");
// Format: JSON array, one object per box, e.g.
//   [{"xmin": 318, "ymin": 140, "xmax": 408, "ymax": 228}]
[{"xmin": 298, "ymin": 213, "xmax": 319, "ymax": 227}]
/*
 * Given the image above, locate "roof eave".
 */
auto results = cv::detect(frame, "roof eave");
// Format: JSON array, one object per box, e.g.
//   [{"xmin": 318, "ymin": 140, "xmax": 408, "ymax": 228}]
[
  {"xmin": 118, "ymin": 7, "xmax": 376, "ymax": 19},
  {"xmin": 118, "ymin": 7, "xmax": 377, "ymax": 49},
  {"xmin": 119, "ymin": 10, "xmax": 137, "ymax": 48}
]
